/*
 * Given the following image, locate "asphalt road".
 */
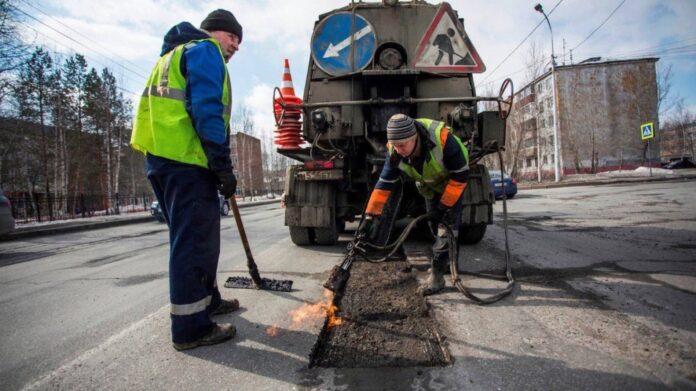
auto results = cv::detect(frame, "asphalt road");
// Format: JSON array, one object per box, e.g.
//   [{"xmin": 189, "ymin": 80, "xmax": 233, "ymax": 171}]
[{"xmin": 0, "ymin": 180, "xmax": 694, "ymax": 390}]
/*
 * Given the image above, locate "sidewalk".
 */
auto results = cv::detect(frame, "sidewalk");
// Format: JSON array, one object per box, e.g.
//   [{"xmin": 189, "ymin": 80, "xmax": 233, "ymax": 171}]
[
  {"xmin": 517, "ymin": 168, "xmax": 696, "ymax": 190},
  {"xmin": 1, "ymin": 198, "xmax": 280, "ymax": 241}
]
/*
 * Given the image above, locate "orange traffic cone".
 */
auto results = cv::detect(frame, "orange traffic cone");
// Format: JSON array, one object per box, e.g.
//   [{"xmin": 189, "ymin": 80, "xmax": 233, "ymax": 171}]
[
  {"xmin": 274, "ymin": 59, "xmax": 304, "ymax": 150},
  {"xmin": 281, "ymin": 59, "xmax": 297, "ymax": 97}
]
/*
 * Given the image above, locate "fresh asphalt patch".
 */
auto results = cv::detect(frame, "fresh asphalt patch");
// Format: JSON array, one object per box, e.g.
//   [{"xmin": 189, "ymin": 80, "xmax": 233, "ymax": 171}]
[{"xmin": 310, "ymin": 259, "xmax": 450, "ymax": 367}]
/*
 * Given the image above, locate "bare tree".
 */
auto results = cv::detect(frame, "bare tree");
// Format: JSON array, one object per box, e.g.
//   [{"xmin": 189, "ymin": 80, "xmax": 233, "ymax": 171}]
[
  {"xmin": 48, "ymin": 64, "xmax": 69, "ymax": 211},
  {"xmin": 0, "ymin": 0, "xmax": 28, "ymax": 106},
  {"xmin": 498, "ymin": 39, "xmax": 548, "ymax": 181},
  {"xmin": 524, "ymin": 39, "xmax": 547, "ymax": 86},
  {"xmin": 657, "ymin": 63, "xmax": 675, "ymax": 117},
  {"xmin": 663, "ymin": 99, "xmax": 695, "ymax": 159}
]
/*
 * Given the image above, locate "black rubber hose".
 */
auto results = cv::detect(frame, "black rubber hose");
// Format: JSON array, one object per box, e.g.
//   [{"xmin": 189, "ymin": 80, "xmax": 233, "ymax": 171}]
[{"xmin": 357, "ymin": 151, "xmax": 515, "ymax": 304}]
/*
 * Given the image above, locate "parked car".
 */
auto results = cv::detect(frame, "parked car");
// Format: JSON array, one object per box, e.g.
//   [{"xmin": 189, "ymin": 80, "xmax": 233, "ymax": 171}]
[
  {"xmin": 150, "ymin": 200, "xmax": 166, "ymax": 223},
  {"xmin": 219, "ymin": 195, "xmax": 230, "ymax": 216},
  {"xmin": 490, "ymin": 172, "xmax": 518, "ymax": 199},
  {"xmin": 662, "ymin": 157, "xmax": 695, "ymax": 169},
  {"xmin": 0, "ymin": 187, "xmax": 15, "ymax": 235},
  {"xmin": 151, "ymin": 194, "xmax": 230, "ymax": 223}
]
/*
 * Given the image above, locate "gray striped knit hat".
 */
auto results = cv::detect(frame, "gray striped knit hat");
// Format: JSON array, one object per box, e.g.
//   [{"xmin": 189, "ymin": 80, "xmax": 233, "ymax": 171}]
[{"xmin": 386, "ymin": 114, "xmax": 416, "ymax": 142}]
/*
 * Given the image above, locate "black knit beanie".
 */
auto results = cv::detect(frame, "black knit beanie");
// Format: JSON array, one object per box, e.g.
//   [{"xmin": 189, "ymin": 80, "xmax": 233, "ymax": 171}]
[
  {"xmin": 201, "ymin": 9, "xmax": 243, "ymax": 43},
  {"xmin": 387, "ymin": 114, "xmax": 417, "ymax": 142}
]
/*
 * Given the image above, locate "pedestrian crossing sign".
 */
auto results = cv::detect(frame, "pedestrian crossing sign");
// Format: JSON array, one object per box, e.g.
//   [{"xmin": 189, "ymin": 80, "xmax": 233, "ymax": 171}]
[{"xmin": 640, "ymin": 122, "xmax": 654, "ymax": 141}]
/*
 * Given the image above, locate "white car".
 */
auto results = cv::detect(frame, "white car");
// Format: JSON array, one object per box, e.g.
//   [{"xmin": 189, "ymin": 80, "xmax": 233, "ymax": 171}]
[{"xmin": 0, "ymin": 188, "xmax": 15, "ymax": 236}]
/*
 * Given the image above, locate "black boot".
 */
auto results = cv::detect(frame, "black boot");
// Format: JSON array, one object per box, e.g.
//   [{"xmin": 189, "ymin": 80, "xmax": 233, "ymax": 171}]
[{"xmin": 173, "ymin": 323, "xmax": 236, "ymax": 351}]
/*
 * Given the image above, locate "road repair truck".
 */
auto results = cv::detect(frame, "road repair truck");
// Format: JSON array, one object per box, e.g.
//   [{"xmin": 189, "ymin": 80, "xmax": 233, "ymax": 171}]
[{"xmin": 273, "ymin": 0, "xmax": 512, "ymax": 246}]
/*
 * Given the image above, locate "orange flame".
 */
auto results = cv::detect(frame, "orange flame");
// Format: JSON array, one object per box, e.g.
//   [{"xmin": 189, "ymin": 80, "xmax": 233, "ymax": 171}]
[
  {"xmin": 288, "ymin": 289, "xmax": 343, "ymax": 330},
  {"xmin": 265, "ymin": 325, "xmax": 279, "ymax": 337}
]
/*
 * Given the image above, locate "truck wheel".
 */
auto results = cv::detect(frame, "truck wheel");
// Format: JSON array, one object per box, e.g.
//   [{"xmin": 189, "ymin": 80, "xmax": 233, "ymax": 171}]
[
  {"xmin": 336, "ymin": 219, "xmax": 346, "ymax": 234},
  {"xmin": 289, "ymin": 226, "xmax": 313, "ymax": 246},
  {"xmin": 458, "ymin": 224, "xmax": 487, "ymax": 245},
  {"xmin": 314, "ymin": 222, "xmax": 338, "ymax": 245}
]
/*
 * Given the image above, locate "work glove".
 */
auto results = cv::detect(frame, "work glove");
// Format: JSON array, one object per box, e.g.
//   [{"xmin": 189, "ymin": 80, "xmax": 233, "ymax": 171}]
[
  {"xmin": 215, "ymin": 170, "xmax": 237, "ymax": 199},
  {"xmin": 426, "ymin": 205, "xmax": 447, "ymax": 225}
]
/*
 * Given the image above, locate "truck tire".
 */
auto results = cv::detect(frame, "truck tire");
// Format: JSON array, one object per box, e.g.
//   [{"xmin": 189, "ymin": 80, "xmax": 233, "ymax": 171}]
[
  {"xmin": 314, "ymin": 226, "xmax": 338, "ymax": 245},
  {"xmin": 289, "ymin": 226, "xmax": 313, "ymax": 246},
  {"xmin": 336, "ymin": 219, "xmax": 346, "ymax": 234},
  {"xmin": 458, "ymin": 224, "xmax": 487, "ymax": 245}
]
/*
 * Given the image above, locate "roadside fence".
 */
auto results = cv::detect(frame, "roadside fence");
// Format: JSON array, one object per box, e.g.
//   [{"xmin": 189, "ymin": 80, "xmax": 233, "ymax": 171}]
[{"xmin": 8, "ymin": 193, "xmax": 156, "ymax": 225}]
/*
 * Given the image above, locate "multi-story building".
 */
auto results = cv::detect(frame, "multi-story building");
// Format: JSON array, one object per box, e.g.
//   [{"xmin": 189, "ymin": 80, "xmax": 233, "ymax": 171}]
[
  {"xmin": 507, "ymin": 57, "xmax": 660, "ymax": 181},
  {"xmin": 230, "ymin": 132, "xmax": 265, "ymax": 197},
  {"xmin": 660, "ymin": 121, "xmax": 695, "ymax": 161}
]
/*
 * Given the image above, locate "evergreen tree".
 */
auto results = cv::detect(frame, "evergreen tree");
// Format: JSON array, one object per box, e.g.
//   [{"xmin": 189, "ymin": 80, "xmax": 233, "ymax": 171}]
[
  {"xmin": 62, "ymin": 54, "xmax": 88, "ymax": 200},
  {"xmin": 15, "ymin": 48, "xmax": 55, "ymax": 203}
]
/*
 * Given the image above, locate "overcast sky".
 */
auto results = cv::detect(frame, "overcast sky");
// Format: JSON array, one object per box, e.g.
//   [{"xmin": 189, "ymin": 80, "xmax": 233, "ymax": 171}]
[{"xmin": 18, "ymin": 0, "xmax": 696, "ymax": 138}]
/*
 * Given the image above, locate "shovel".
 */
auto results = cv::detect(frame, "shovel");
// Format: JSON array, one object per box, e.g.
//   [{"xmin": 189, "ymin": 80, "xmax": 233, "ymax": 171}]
[{"xmin": 224, "ymin": 196, "xmax": 293, "ymax": 292}]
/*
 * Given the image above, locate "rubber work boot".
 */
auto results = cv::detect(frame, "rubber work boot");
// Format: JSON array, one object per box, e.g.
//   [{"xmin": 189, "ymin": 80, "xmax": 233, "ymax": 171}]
[
  {"xmin": 210, "ymin": 298, "xmax": 240, "ymax": 316},
  {"xmin": 418, "ymin": 269, "xmax": 446, "ymax": 296},
  {"xmin": 172, "ymin": 323, "xmax": 236, "ymax": 351}
]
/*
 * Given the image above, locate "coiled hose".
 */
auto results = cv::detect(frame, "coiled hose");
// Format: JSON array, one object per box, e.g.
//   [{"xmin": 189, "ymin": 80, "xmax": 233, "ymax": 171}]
[{"xmin": 358, "ymin": 148, "xmax": 515, "ymax": 304}]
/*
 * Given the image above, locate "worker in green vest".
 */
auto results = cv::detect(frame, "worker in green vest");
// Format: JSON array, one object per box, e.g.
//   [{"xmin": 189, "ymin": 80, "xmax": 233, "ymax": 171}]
[
  {"xmin": 130, "ymin": 10, "xmax": 241, "ymax": 351},
  {"xmin": 361, "ymin": 114, "xmax": 470, "ymax": 295}
]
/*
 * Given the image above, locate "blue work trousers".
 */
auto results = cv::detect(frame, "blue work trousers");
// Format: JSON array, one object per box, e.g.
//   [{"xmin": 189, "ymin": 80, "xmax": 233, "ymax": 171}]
[
  {"xmin": 146, "ymin": 154, "xmax": 222, "ymax": 344},
  {"xmin": 425, "ymin": 195, "xmax": 463, "ymax": 274}
]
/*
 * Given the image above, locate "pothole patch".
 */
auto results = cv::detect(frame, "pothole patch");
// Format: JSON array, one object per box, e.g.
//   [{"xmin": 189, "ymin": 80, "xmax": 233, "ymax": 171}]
[{"xmin": 310, "ymin": 260, "xmax": 451, "ymax": 367}]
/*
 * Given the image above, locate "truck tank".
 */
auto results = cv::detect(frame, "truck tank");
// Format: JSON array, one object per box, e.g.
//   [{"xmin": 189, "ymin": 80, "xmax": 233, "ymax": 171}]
[{"xmin": 274, "ymin": 0, "xmax": 512, "ymax": 246}]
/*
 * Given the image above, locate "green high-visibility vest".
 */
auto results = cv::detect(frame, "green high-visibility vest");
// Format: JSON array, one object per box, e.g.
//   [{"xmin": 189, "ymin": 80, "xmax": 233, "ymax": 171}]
[
  {"xmin": 130, "ymin": 38, "xmax": 232, "ymax": 168},
  {"xmin": 389, "ymin": 118, "xmax": 469, "ymax": 199}
]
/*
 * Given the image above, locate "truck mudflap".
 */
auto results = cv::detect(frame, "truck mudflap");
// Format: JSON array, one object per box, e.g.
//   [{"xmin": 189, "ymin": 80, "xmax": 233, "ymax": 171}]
[
  {"xmin": 460, "ymin": 164, "xmax": 494, "ymax": 226},
  {"xmin": 284, "ymin": 165, "xmax": 340, "ymax": 245}
]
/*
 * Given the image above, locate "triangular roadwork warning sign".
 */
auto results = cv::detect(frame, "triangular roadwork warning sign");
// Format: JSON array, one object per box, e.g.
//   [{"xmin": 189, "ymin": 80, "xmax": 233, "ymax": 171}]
[{"xmin": 414, "ymin": 3, "xmax": 486, "ymax": 73}]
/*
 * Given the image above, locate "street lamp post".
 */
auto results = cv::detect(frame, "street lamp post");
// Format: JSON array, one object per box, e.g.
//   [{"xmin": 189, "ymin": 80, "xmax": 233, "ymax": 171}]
[{"xmin": 535, "ymin": 3, "xmax": 561, "ymax": 182}]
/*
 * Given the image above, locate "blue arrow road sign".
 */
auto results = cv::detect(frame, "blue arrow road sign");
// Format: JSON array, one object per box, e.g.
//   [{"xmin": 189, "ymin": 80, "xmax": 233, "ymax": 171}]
[{"xmin": 311, "ymin": 12, "xmax": 377, "ymax": 76}]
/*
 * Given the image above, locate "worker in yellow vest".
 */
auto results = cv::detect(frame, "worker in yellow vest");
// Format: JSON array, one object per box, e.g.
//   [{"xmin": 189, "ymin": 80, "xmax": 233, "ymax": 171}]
[
  {"xmin": 360, "ymin": 114, "xmax": 470, "ymax": 296},
  {"xmin": 130, "ymin": 9, "xmax": 241, "ymax": 351}
]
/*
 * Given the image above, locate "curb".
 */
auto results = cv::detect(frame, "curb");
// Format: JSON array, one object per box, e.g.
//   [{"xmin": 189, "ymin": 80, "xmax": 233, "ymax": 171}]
[
  {"xmin": 517, "ymin": 174, "xmax": 696, "ymax": 190},
  {"xmin": 1, "ymin": 199, "xmax": 280, "ymax": 241}
]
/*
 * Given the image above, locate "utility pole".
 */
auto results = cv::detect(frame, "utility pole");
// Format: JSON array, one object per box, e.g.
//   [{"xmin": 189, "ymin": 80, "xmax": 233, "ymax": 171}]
[{"xmin": 535, "ymin": 3, "xmax": 562, "ymax": 182}]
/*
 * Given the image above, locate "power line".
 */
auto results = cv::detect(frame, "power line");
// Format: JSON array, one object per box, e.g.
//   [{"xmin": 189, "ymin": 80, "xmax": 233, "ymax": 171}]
[
  {"xmin": 476, "ymin": 40, "xmax": 695, "ymax": 93},
  {"xmin": 17, "ymin": 0, "xmax": 151, "ymax": 76},
  {"xmin": 481, "ymin": 0, "xmax": 565, "ymax": 83},
  {"xmin": 478, "ymin": 51, "xmax": 571, "ymax": 90},
  {"xmin": 572, "ymin": 0, "xmax": 626, "ymax": 51},
  {"xmin": 582, "ymin": 36, "xmax": 696, "ymax": 58},
  {"xmin": 17, "ymin": 21, "xmax": 139, "ymax": 96},
  {"xmin": 10, "ymin": 3, "xmax": 148, "ymax": 82},
  {"xmin": 575, "ymin": 42, "xmax": 696, "ymax": 62}
]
